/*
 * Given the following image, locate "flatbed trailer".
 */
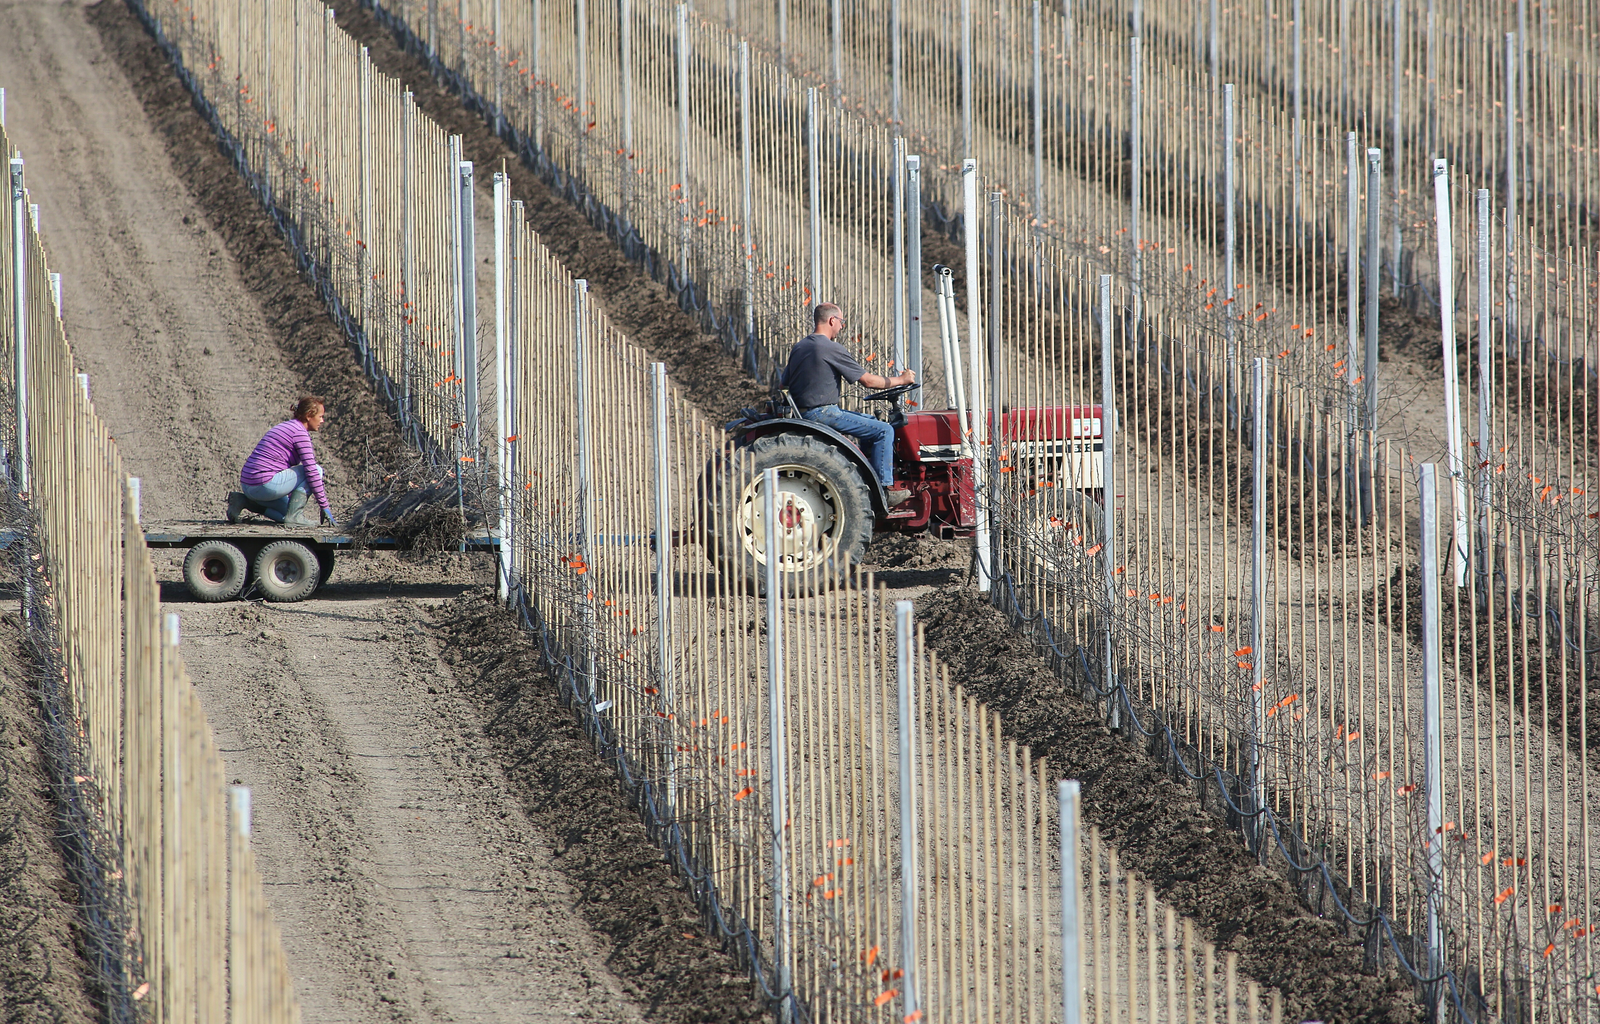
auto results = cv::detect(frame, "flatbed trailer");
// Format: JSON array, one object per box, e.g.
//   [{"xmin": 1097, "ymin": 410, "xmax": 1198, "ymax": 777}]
[{"xmin": 144, "ymin": 521, "xmax": 502, "ymax": 603}]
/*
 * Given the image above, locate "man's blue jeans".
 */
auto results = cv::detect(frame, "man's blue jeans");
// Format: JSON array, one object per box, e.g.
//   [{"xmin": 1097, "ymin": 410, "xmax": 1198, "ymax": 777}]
[{"xmin": 801, "ymin": 405, "xmax": 895, "ymax": 488}]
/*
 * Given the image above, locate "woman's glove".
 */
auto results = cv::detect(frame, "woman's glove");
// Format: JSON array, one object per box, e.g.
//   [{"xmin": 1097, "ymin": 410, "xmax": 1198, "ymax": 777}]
[{"xmin": 322, "ymin": 507, "xmax": 339, "ymax": 528}]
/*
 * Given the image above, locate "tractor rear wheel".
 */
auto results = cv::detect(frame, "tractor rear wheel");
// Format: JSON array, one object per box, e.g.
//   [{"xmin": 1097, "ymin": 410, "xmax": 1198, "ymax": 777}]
[
  {"xmin": 702, "ymin": 433, "xmax": 874, "ymax": 594},
  {"xmin": 1022, "ymin": 486, "xmax": 1105, "ymax": 576}
]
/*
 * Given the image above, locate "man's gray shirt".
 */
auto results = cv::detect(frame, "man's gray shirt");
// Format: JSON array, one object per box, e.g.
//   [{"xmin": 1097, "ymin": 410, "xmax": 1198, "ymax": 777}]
[{"xmin": 780, "ymin": 333, "xmax": 867, "ymax": 409}]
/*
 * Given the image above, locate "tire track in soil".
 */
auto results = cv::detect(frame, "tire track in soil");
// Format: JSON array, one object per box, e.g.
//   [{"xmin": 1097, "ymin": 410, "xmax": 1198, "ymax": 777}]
[
  {"xmin": 322, "ymin": 6, "xmax": 1432, "ymax": 1018},
  {"xmin": 1, "ymin": 1, "xmax": 768, "ymax": 1020}
]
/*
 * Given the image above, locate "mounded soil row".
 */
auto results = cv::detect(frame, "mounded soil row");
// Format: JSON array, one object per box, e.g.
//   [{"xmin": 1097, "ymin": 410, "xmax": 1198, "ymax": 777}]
[
  {"xmin": 0, "ymin": 618, "xmax": 98, "ymax": 1024},
  {"xmin": 61, "ymin": 1, "xmax": 769, "ymax": 1019},
  {"xmin": 916, "ymin": 583, "xmax": 1424, "ymax": 1024},
  {"xmin": 297, "ymin": 5, "xmax": 1433, "ymax": 1021}
]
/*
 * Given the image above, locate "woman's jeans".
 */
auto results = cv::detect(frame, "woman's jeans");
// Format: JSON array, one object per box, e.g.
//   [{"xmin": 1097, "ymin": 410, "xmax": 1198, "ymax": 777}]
[
  {"xmin": 800, "ymin": 405, "xmax": 895, "ymax": 487},
  {"xmin": 242, "ymin": 465, "xmax": 317, "ymax": 522}
]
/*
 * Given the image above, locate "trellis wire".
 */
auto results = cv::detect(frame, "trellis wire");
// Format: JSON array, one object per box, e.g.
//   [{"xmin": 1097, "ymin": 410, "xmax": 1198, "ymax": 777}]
[
  {"xmin": 0, "ymin": 112, "xmax": 301, "ymax": 1022},
  {"xmin": 116, "ymin": 0, "xmax": 1297, "ymax": 1017}
]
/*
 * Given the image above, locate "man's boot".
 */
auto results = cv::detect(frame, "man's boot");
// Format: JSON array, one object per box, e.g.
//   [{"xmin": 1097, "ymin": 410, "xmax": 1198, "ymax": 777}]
[
  {"xmin": 886, "ymin": 488, "xmax": 913, "ymax": 507},
  {"xmin": 226, "ymin": 491, "xmax": 248, "ymax": 524},
  {"xmin": 282, "ymin": 490, "xmax": 319, "ymax": 528}
]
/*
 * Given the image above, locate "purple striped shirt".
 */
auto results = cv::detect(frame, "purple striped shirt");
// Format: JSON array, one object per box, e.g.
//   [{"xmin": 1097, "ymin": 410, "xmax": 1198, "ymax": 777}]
[{"xmin": 241, "ymin": 420, "xmax": 329, "ymax": 508}]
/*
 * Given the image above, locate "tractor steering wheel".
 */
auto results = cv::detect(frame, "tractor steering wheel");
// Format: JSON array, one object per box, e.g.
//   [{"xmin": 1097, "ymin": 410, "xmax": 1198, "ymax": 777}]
[{"xmin": 863, "ymin": 382, "xmax": 920, "ymax": 404}]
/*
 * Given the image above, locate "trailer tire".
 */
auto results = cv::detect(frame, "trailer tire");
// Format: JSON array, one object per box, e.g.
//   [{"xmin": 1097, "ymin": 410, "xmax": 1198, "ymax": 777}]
[
  {"xmin": 183, "ymin": 540, "xmax": 249, "ymax": 602},
  {"xmin": 253, "ymin": 540, "xmax": 321, "ymax": 603}
]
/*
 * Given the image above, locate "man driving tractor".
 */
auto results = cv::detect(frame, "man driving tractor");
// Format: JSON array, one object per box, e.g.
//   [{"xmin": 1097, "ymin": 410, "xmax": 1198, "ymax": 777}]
[{"xmin": 780, "ymin": 303, "xmax": 916, "ymax": 506}]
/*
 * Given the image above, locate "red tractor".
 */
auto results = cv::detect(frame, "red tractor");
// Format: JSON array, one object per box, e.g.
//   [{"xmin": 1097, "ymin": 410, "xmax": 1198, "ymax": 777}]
[{"xmin": 702, "ymin": 383, "xmax": 1105, "ymax": 589}]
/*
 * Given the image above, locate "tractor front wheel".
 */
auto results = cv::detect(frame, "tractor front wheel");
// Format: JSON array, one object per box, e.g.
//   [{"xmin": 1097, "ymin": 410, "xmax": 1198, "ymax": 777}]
[{"xmin": 702, "ymin": 433, "xmax": 874, "ymax": 594}]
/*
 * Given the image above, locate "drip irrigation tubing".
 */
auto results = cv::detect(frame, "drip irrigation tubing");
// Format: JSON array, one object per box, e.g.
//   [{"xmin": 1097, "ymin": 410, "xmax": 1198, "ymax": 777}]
[
  {"xmin": 991, "ymin": 565, "xmax": 1491, "ymax": 1021},
  {"xmin": 2, "ymin": 500, "xmax": 138, "ymax": 1023},
  {"xmin": 125, "ymin": 2, "xmax": 800, "ymax": 1015}
]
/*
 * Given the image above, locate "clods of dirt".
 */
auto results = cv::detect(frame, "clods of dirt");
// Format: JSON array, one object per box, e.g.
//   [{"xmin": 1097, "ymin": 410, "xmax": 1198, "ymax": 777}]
[
  {"xmin": 0, "ymin": 618, "xmax": 99, "ymax": 1023},
  {"xmin": 916, "ymin": 584, "xmax": 1426, "ymax": 1024},
  {"xmin": 429, "ymin": 597, "xmax": 770, "ymax": 1024},
  {"xmin": 324, "ymin": 0, "xmax": 769, "ymax": 426}
]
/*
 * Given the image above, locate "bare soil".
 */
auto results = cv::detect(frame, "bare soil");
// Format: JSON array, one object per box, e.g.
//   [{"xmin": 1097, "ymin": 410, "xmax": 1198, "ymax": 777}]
[
  {"xmin": 916, "ymin": 584, "xmax": 1425, "ymax": 1024},
  {"xmin": 0, "ymin": 0, "xmax": 767, "ymax": 1018},
  {"xmin": 0, "ymin": 617, "xmax": 99, "ymax": 1024},
  {"xmin": 324, "ymin": 0, "xmax": 768, "ymax": 427}
]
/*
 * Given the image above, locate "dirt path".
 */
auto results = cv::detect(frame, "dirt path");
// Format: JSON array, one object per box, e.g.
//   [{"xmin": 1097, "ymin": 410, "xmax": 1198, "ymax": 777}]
[{"xmin": 0, "ymin": 2, "xmax": 760, "ymax": 1020}]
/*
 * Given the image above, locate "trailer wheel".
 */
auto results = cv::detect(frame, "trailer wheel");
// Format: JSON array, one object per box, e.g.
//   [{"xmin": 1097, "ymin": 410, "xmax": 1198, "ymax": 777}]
[
  {"xmin": 701, "ymin": 433, "xmax": 874, "ymax": 595},
  {"xmin": 316, "ymin": 549, "xmax": 336, "ymax": 587},
  {"xmin": 183, "ymin": 540, "xmax": 249, "ymax": 602},
  {"xmin": 253, "ymin": 540, "xmax": 321, "ymax": 603}
]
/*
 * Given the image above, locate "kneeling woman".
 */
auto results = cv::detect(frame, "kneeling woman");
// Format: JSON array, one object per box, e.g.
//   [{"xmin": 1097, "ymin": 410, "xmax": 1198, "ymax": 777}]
[{"xmin": 227, "ymin": 396, "xmax": 336, "ymax": 527}]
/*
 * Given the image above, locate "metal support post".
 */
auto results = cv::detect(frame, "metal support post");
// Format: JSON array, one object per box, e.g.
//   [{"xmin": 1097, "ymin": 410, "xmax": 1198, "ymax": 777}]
[
  {"xmin": 892, "ymin": 137, "xmax": 907, "ymax": 372},
  {"xmin": 1031, "ymin": 2, "xmax": 1043, "ymax": 221},
  {"xmin": 493, "ymin": 172, "xmax": 511, "ymax": 602},
  {"xmin": 228, "ymin": 785, "xmax": 251, "ymax": 1024},
  {"xmin": 621, "ymin": 0, "xmax": 633, "ymax": 158},
  {"xmin": 1433, "ymin": 160, "xmax": 1468, "ymax": 587},
  {"xmin": 1475, "ymin": 189, "xmax": 1492, "ymax": 578},
  {"xmin": 458, "ymin": 158, "xmax": 479, "ymax": 451},
  {"xmin": 401, "ymin": 96, "xmax": 416, "ymax": 429},
  {"xmin": 1388, "ymin": 0, "xmax": 1402, "ymax": 295},
  {"xmin": 894, "ymin": 600, "xmax": 920, "ymax": 1024},
  {"xmin": 576, "ymin": 0, "xmax": 588, "ymax": 140},
  {"xmin": 1505, "ymin": 33, "xmax": 1517, "ymax": 220},
  {"xmin": 652, "ymin": 363, "xmax": 677, "ymax": 816},
  {"xmin": 1098, "ymin": 275, "xmax": 1117, "ymax": 729},
  {"xmin": 493, "ymin": 0, "xmax": 504, "ymax": 130},
  {"xmin": 1419, "ymin": 464, "xmax": 1446, "ymax": 1019},
  {"xmin": 761, "ymin": 468, "xmax": 792, "ymax": 1024},
  {"xmin": 1129, "ymin": 37, "xmax": 1141, "ymax": 337},
  {"xmin": 507, "ymin": 201, "xmax": 524, "ymax": 598},
  {"xmin": 1291, "ymin": 0, "xmax": 1302, "ymax": 157},
  {"xmin": 359, "ymin": 49, "xmax": 374, "ymax": 357},
  {"xmin": 1060, "ymin": 780, "xmax": 1083, "ymax": 1024},
  {"xmin": 1249, "ymin": 358, "xmax": 1267, "ymax": 854},
  {"xmin": 10, "ymin": 156, "xmax": 28, "ymax": 495},
  {"xmin": 739, "ymin": 42, "xmax": 755, "ymax": 350},
  {"xmin": 49, "ymin": 274, "xmax": 60, "ymax": 317},
  {"xmin": 1363, "ymin": 149, "xmax": 1382, "ymax": 430},
  {"xmin": 676, "ymin": 3, "xmax": 691, "ymax": 274},
  {"xmin": 777, "ymin": 0, "xmax": 787, "ymax": 62},
  {"xmin": 963, "ymin": 161, "xmax": 989, "ymax": 592},
  {"xmin": 987, "ymin": 191, "xmax": 1004, "ymax": 559},
  {"xmin": 1222, "ymin": 84, "xmax": 1236, "ymax": 412},
  {"xmin": 1345, "ymin": 133, "xmax": 1360, "ymax": 398},
  {"xmin": 960, "ymin": 0, "xmax": 972, "ymax": 157},
  {"xmin": 906, "ymin": 157, "xmax": 924, "ymax": 386},
  {"xmin": 574, "ymin": 280, "xmax": 596, "ymax": 697},
  {"xmin": 890, "ymin": 0, "xmax": 902, "ymax": 130},
  {"xmin": 806, "ymin": 88, "xmax": 822, "ymax": 307},
  {"xmin": 829, "ymin": 0, "xmax": 842, "ymax": 106},
  {"xmin": 530, "ymin": 0, "xmax": 543, "ymax": 146}
]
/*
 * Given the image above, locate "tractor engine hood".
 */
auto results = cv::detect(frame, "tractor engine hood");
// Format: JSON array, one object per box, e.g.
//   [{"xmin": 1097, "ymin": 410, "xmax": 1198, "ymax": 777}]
[{"xmin": 898, "ymin": 406, "xmax": 1102, "ymax": 461}]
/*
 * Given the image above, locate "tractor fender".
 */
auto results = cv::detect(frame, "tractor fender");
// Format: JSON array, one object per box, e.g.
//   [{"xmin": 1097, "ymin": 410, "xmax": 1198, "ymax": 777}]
[{"xmin": 734, "ymin": 417, "xmax": 892, "ymax": 518}]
